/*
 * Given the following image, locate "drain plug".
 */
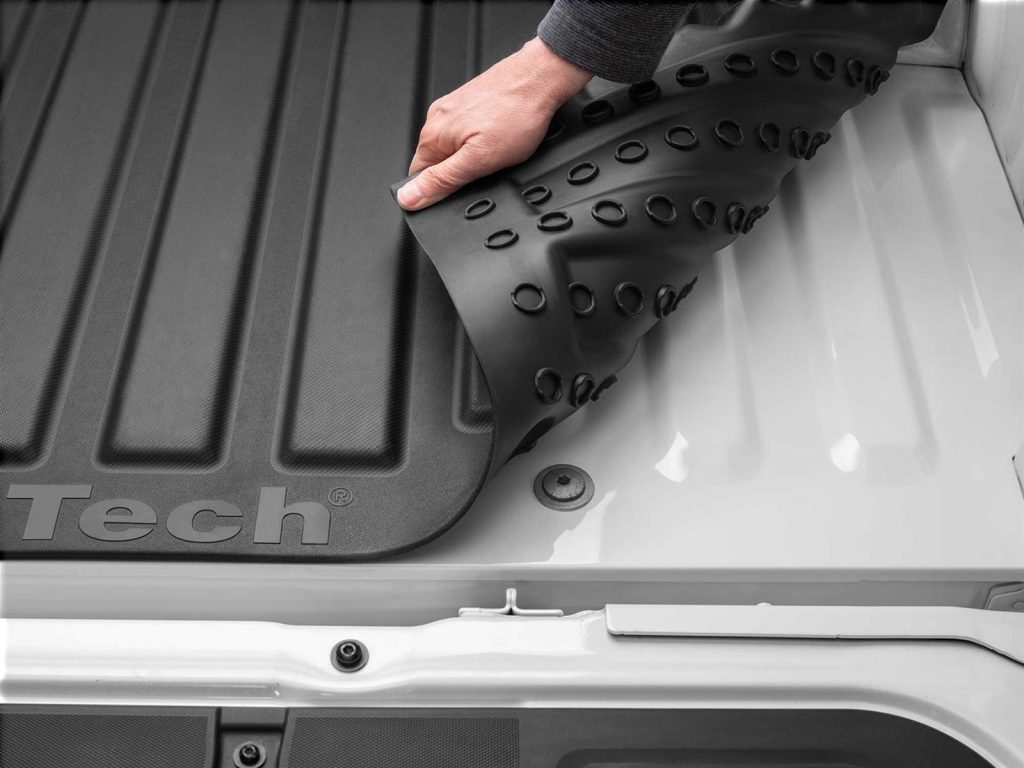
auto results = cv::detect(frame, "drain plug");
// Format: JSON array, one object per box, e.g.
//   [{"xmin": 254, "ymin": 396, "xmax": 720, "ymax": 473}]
[{"xmin": 534, "ymin": 464, "xmax": 594, "ymax": 511}]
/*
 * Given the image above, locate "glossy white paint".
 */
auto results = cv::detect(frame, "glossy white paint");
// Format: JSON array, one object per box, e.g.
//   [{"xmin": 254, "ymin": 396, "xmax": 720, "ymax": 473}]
[
  {"xmin": 2, "ymin": 611, "xmax": 1023, "ymax": 766},
  {"xmin": 605, "ymin": 603, "xmax": 1024, "ymax": 664},
  {"xmin": 897, "ymin": 0, "xmax": 967, "ymax": 66},
  {"xmin": 966, "ymin": 0, "xmax": 1024, "ymax": 214},
  {"xmin": 3, "ymin": 66, "xmax": 1023, "ymax": 624}
]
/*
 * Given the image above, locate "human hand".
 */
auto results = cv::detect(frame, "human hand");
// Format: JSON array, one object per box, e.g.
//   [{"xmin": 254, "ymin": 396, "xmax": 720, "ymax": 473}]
[{"xmin": 396, "ymin": 37, "xmax": 592, "ymax": 211}]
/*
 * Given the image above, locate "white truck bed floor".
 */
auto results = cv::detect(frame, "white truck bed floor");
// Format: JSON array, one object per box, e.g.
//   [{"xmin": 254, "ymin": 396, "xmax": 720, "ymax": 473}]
[{"xmin": 4, "ymin": 65, "xmax": 1022, "ymax": 624}]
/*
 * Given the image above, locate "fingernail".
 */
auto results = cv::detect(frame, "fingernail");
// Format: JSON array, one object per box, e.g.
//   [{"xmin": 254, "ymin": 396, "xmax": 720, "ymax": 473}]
[{"xmin": 397, "ymin": 180, "xmax": 423, "ymax": 210}]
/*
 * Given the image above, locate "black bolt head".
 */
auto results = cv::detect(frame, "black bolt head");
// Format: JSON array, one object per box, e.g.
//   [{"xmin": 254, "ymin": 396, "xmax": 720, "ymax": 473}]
[
  {"xmin": 332, "ymin": 639, "xmax": 368, "ymax": 672},
  {"xmin": 234, "ymin": 742, "xmax": 264, "ymax": 768}
]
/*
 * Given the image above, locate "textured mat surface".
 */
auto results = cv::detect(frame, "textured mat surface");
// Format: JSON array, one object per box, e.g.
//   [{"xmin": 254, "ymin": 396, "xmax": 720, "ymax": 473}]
[
  {"xmin": 0, "ymin": 706, "xmax": 995, "ymax": 768},
  {"xmin": 1, "ymin": 0, "xmax": 944, "ymax": 561},
  {"xmin": 0, "ymin": 0, "xmax": 508, "ymax": 559}
]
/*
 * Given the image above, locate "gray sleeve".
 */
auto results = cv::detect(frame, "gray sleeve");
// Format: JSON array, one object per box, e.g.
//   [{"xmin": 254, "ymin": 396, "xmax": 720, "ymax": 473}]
[{"xmin": 538, "ymin": 0, "xmax": 697, "ymax": 83}]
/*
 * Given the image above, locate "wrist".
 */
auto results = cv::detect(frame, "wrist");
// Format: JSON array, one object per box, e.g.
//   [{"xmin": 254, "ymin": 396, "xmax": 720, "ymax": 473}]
[{"xmin": 518, "ymin": 36, "xmax": 592, "ymax": 110}]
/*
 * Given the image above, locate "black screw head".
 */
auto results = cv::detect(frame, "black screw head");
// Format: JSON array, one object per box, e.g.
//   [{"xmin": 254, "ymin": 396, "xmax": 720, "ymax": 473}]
[
  {"xmin": 332, "ymin": 639, "xmax": 368, "ymax": 672},
  {"xmin": 233, "ymin": 742, "xmax": 266, "ymax": 768},
  {"xmin": 534, "ymin": 464, "xmax": 595, "ymax": 511}
]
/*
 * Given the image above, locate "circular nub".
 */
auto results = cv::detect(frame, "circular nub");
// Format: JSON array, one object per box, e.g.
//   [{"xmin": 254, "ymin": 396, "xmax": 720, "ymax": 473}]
[
  {"xmin": 771, "ymin": 48, "xmax": 800, "ymax": 75},
  {"xmin": 691, "ymin": 197, "xmax": 718, "ymax": 230},
  {"xmin": 812, "ymin": 50, "xmax": 837, "ymax": 80},
  {"xmin": 537, "ymin": 210, "xmax": 573, "ymax": 232},
  {"xmin": 591, "ymin": 199, "xmax": 627, "ymax": 227},
  {"xmin": 724, "ymin": 52, "xmax": 757, "ymax": 77},
  {"xmin": 757, "ymin": 121, "xmax": 782, "ymax": 152},
  {"xmin": 665, "ymin": 124, "xmax": 699, "ymax": 151},
  {"xmin": 510, "ymin": 283, "xmax": 546, "ymax": 314},
  {"xmin": 790, "ymin": 126, "xmax": 811, "ymax": 158},
  {"xmin": 714, "ymin": 118, "xmax": 744, "ymax": 148},
  {"xmin": 568, "ymin": 282, "xmax": 596, "ymax": 317},
  {"xmin": 628, "ymin": 79, "xmax": 661, "ymax": 103},
  {"xmin": 614, "ymin": 140, "xmax": 648, "ymax": 163},
  {"xmin": 614, "ymin": 282, "xmax": 645, "ymax": 317},
  {"xmin": 464, "ymin": 198, "xmax": 495, "ymax": 220},
  {"xmin": 534, "ymin": 367, "xmax": 564, "ymax": 405},
  {"xmin": 726, "ymin": 202, "xmax": 747, "ymax": 234},
  {"xmin": 866, "ymin": 64, "xmax": 884, "ymax": 94},
  {"xmin": 845, "ymin": 56, "xmax": 866, "ymax": 86},
  {"xmin": 522, "ymin": 184, "xmax": 552, "ymax": 205},
  {"xmin": 570, "ymin": 373, "xmax": 597, "ymax": 407},
  {"xmin": 544, "ymin": 118, "xmax": 566, "ymax": 144},
  {"xmin": 567, "ymin": 161, "xmax": 599, "ymax": 185},
  {"xmin": 644, "ymin": 194, "xmax": 677, "ymax": 225},
  {"xmin": 676, "ymin": 63, "xmax": 710, "ymax": 87},
  {"xmin": 582, "ymin": 99, "xmax": 614, "ymax": 124},
  {"xmin": 485, "ymin": 228, "xmax": 518, "ymax": 249},
  {"xmin": 655, "ymin": 285, "xmax": 678, "ymax": 318}
]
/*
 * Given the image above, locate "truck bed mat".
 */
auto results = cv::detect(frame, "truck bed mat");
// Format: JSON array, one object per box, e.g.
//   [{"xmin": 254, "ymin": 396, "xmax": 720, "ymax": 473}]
[{"xmin": 1, "ymin": 0, "xmax": 943, "ymax": 560}]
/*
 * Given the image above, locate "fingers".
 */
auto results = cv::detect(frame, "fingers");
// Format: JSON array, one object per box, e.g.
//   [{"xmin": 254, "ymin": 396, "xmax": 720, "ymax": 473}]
[
  {"xmin": 397, "ymin": 145, "xmax": 484, "ymax": 211},
  {"xmin": 408, "ymin": 133, "xmax": 447, "ymax": 176}
]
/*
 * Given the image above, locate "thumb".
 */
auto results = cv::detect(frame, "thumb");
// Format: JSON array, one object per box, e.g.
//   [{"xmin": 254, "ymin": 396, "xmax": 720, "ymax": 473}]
[{"xmin": 397, "ymin": 146, "xmax": 482, "ymax": 211}]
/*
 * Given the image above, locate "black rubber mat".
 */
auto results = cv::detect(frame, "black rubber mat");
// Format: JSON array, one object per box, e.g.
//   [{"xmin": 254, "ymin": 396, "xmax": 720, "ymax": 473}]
[
  {"xmin": 399, "ymin": 0, "xmax": 946, "ymax": 469},
  {"xmin": 0, "ymin": 706, "xmax": 995, "ymax": 768},
  {"xmin": 0, "ymin": 0, "xmax": 943, "ymax": 561}
]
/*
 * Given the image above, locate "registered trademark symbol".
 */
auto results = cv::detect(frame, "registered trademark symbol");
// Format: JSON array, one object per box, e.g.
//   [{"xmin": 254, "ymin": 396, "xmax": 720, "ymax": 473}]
[{"xmin": 328, "ymin": 487, "xmax": 353, "ymax": 507}]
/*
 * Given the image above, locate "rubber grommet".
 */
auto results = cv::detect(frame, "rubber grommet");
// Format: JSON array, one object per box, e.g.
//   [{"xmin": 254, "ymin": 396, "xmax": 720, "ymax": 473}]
[
  {"xmin": 568, "ymin": 282, "xmax": 596, "ymax": 317},
  {"xmin": 614, "ymin": 282, "xmax": 645, "ymax": 317},
  {"xmin": 537, "ymin": 211, "xmax": 573, "ymax": 232},
  {"xmin": 544, "ymin": 119, "xmax": 566, "ymax": 145},
  {"xmin": 522, "ymin": 184, "xmax": 551, "ymax": 205},
  {"xmin": 331, "ymin": 639, "xmax": 368, "ymax": 673},
  {"xmin": 845, "ymin": 56, "xmax": 866, "ymax": 87},
  {"xmin": 726, "ymin": 202, "xmax": 747, "ymax": 234},
  {"xmin": 591, "ymin": 199, "xmax": 628, "ymax": 227},
  {"xmin": 770, "ymin": 48, "xmax": 800, "ymax": 75},
  {"xmin": 567, "ymin": 161, "xmax": 599, "ymax": 185},
  {"xmin": 534, "ymin": 367, "xmax": 563, "ymax": 405},
  {"xmin": 691, "ymin": 197, "xmax": 718, "ymax": 230},
  {"xmin": 464, "ymin": 198, "xmax": 495, "ymax": 220},
  {"xmin": 757, "ymin": 121, "xmax": 782, "ymax": 152},
  {"xmin": 655, "ymin": 285, "xmax": 678, "ymax": 318},
  {"xmin": 628, "ymin": 79, "xmax": 661, "ymax": 103},
  {"xmin": 614, "ymin": 140, "xmax": 648, "ymax": 163},
  {"xmin": 644, "ymin": 194, "xmax": 677, "ymax": 225},
  {"xmin": 665, "ymin": 124, "xmax": 699, "ymax": 151},
  {"xmin": 510, "ymin": 283, "xmax": 547, "ymax": 314},
  {"xmin": 812, "ymin": 50, "xmax": 837, "ymax": 80},
  {"xmin": 582, "ymin": 99, "xmax": 614, "ymax": 125},
  {"xmin": 724, "ymin": 52, "xmax": 757, "ymax": 77},
  {"xmin": 714, "ymin": 118, "xmax": 744, "ymax": 148},
  {"xmin": 676, "ymin": 63, "xmax": 709, "ymax": 87},
  {"xmin": 570, "ymin": 373, "xmax": 597, "ymax": 407},
  {"xmin": 485, "ymin": 229, "xmax": 518, "ymax": 249}
]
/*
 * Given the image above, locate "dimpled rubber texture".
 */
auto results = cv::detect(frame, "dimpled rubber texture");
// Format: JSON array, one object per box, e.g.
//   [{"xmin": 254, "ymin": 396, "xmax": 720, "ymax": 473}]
[{"xmin": 398, "ymin": 0, "xmax": 946, "ymax": 474}]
